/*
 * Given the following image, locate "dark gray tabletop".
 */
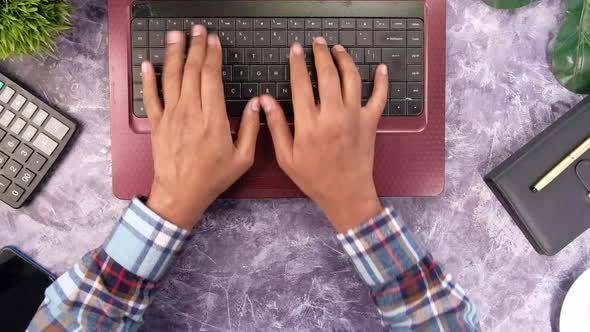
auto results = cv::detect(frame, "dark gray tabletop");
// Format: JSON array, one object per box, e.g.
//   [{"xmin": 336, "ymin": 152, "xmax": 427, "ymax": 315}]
[{"xmin": 1, "ymin": 0, "xmax": 589, "ymax": 330}]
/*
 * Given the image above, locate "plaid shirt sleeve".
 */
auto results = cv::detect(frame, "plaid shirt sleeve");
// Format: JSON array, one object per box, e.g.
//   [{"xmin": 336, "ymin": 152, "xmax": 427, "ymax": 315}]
[
  {"xmin": 337, "ymin": 207, "xmax": 480, "ymax": 332},
  {"xmin": 27, "ymin": 198, "xmax": 190, "ymax": 332}
]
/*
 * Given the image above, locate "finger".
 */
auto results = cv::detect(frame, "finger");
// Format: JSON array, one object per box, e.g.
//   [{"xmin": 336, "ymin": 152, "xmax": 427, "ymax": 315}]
[
  {"xmin": 162, "ymin": 30, "xmax": 186, "ymax": 109},
  {"xmin": 181, "ymin": 25, "xmax": 207, "ymax": 106},
  {"xmin": 289, "ymin": 42, "xmax": 315, "ymax": 118},
  {"xmin": 201, "ymin": 34, "xmax": 227, "ymax": 126},
  {"xmin": 234, "ymin": 98, "xmax": 261, "ymax": 168},
  {"xmin": 313, "ymin": 37, "xmax": 342, "ymax": 109},
  {"xmin": 365, "ymin": 64, "xmax": 389, "ymax": 121},
  {"xmin": 331, "ymin": 45, "xmax": 362, "ymax": 109},
  {"xmin": 260, "ymin": 95, "xmax": 294, "ymax": 171},
  {"xmin": 141, "ymin": 61, "xmax": 164, "ymax": 128}
]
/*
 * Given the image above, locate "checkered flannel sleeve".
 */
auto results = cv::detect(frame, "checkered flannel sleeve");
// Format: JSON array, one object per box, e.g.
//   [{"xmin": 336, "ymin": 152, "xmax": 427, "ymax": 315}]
[
  {"xmin": 337, "ymin": 207, "xmax": 480, "ymax": 332},
  {"xmin": 28, "ymin": 198, "xmax": 190, "ymax": 332}
]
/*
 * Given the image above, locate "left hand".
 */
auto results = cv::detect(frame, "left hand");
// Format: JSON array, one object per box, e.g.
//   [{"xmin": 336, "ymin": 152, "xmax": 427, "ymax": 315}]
[{"xmin": 143, "ymin": 26, "xmax": 261, "ymax": 230}]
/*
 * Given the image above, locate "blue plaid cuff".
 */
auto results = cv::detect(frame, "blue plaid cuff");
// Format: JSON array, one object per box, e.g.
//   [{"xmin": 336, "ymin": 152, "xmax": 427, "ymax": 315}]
[
  {"xmin": 336, "ymin": 207, "xmax": 428, "ymax": 286},
  {"xmin": 103, "ymin": 198, "xmax": 190, "ymax": 281}
]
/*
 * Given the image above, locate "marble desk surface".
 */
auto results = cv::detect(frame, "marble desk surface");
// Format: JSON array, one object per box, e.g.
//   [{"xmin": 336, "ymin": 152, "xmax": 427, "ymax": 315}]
[{"xmin": 1, "ymin": 0, "xmax": 589, "ymax": 331}]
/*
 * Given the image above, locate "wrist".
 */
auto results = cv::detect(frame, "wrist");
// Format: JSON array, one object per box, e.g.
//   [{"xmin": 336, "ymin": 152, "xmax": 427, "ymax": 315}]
[
  {"xmin": 146, "ymin": 185, "xmax": 207, "ymax": 230},
  {"xmin": 319, "ymin": 193, "xmax": 383, "ymax": 233}
]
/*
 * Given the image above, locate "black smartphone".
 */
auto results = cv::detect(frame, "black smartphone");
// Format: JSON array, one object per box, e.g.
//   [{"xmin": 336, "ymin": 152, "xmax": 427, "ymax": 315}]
[{"xmin": 0, "ymin": 246, "xmax": 55, "ymax": 331}]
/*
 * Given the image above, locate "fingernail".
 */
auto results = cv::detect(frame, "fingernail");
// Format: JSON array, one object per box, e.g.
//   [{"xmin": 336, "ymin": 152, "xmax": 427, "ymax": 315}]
[
  {"xmin": 141, "ymin": 61, "xmax": 150, "ymax": 73},
  {"xmin": 192, "ymin": 24, "xmax": 206, "ymax": 37},
  {"xmin": 166, "ymin": 31, "xmax": 183, "ymax": 44},
  {"xmin": 314, "ymin": 37, "xmax": 327, "ymax": 45},
  {"xmin": 207, "ymin": 34, "xmax": 219, "ymax": 47},
  {"xmin": 380, "ymin": 64, "xmax": 388, "ymax": 75},
  {"xmin": 250, "ymin": 98, "xmax": 261, "ymax": 112},
  {"xmin": 260, "ymin": 98, "xmax": 273, "ymax": 113},
  {"xmin": 333, "ymin": 45, "xmax": 345, "ymax": 52},
  {"xmin": 291, "ymin": 42, "xmax": 304, "ymax": 56}
]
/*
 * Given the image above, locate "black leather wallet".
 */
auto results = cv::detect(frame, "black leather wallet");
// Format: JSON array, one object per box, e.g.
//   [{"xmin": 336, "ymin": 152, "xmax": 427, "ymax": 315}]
[{"xmin": 485, "ymin": 96, "xmax": 590, "ymax": 255}]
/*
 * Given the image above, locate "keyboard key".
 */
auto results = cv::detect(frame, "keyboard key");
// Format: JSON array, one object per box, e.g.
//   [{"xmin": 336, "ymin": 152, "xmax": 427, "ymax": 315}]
[
  {"xmin": 242, "ymin": 83, "xmax": 259, "ymax": 98},
  {"xmin": 28, "ymin": 152, "xmax": 47, "ymax": 172},
  {"xmin": 305, "ymin": 30, "xmax": 322, "ymax": 46},
  {"xmin": 183, "ymin": 18, "xmax": 200, "ymax": 30},
  {"xmin": 32, "ymin": 109, "xmax": 48, "ymax": 126},
  {"xmin": 229, "ymin": 49, "xmax": 245, "ymax": 64},
  {"xmin": 237, "ymin": 18, "xmax": 253, "ymax": 29},
  {"xmin": 390, "ymin": 83, "xmax": 406, "ymax": 99},
  {"xmin": 32, "ymin": 132, "xmax": 58, "ymax": 156},
  {"xmin": 389, "ymin": 100, "xmax": 406, "ymax": 116},
  {"xmin": 407, "ymin": 83, "xmax": 423, "ymax": 99},
  {"xmin": 166, "ymin": 18, "xmax": 183, "ymax": 30},
  {"xmin": 149, "ymin": 19, "xmax": 165, "ymax": 30},
  {"xmin": 10, "ymin": 94, "xmax": 26, "ymax": 111},
  {"xmin": 288, "ymin": 19, "xmax": 304, "ymax": 30},
  {"xmin": 305, "ymin": 18, "xmax": 322, "ymax": 30},
  {"xmin": 132, "ymin": 48, "xmax": 148, "ymax": 65},
  {"xmin": 233, "ymin": 66, "xmax": 249, "ymax": 81},
  {"xmin": 407, "ymin": 65, "xmax": 423, "ymax": 81},
  {"xmin": 408, "ymin": 19, "xmax": 424, "ymax": 30},
  {"xmin": 357, "ymin": 19, "xmax": 373, "ymax": 30},
  {"xmin": 356, "ymin": 31, "xmax": 373, "ymax": 46},
  {"xmin": 339, "ymin": 31, "xmax": 355, "ymax": 47},
  {"xmin": 10, "ymin": 118, "xmax": 26, "ymax": 135},
  {"xmin": 349, "ymin": 48, "xmax": 364, "ymax": 64},
  {"xmin": 271, "ymin": 18, "xmax": 288, "ymax": 29},
  {"xmin": 268, "ymin": 65, "xmax": 286, "ymax": 81},
  {"xmin": 390, "ymin": 19, "xmax": 407, "ymax": 30},
  {"xmin": 219, "ymin": 18, "xmax": 235, "ymax": 30},
  {"xmin": 131, "ymin": 31, "xmax": 148, "ymax": 47},
  {"xmin": 150, "ymin": 48, "xmax": 165, "ymax": 65},
  {"xmin": 365, "ymin": 49, "xmax": 381, "ymax": 63},
  {"xmin": 260, "ymin": 83, "xmax": 277, "ymax": 97},
  {"xmin": 0, "ymin": 86, "xmax": 15, "ymax": 103},
  {"xmin": 407, "ymin": 48, "xmax": 424, "ymax": 64},
  {"xmin": 149, "ymin": 31, "xmax": 165, "ymax": 47},
  {"xmin": 16, "ymin": 169, "xmax": 35, "ymax": 188},
  {"xmin": 0, "ymin": 175, "xmax": 9, "ymax": 193},
  {"xmin": 277, "ymin": 83, "xmax": 291, "ymax": 99},
  {"xmin": 408, "ymin": 100, "xmax": 423, "ymax": 115},
  {"xmin": 0, "ymin": 135, "xmax": 18, "ymax": 153},
  {"xmin": 254, "ymin": 31, "xmax": 270, "ymax": 47},
  {"xmin": 374, "ymin": 19, "xmax": 389, "ymax": 30},
  {"xmin": 362, "ymin": 83, "xmax": 373, "ymax": 99},
  {"xmin": 280, "ymin": 48, "xmax": 291, "ymax": 64},
  {"xmin": 323, "ymin": 31, "xmax": 338, "ymax": 45},
  {"xmin": 288, "ymin": 31, "xmax": 305, "ymax": 45},
  {"xmin": 0, "ymin": 151, "xmax": 7, "ymax": 167},
  {"xmin": 339, "ymin": 18, "xmax": 355, "ymax": 30},
  {"xmin": 21, "ymin": 125, "xmax": 37, "ymax": 142},
  {"xmin": 263, "ymin": 48, "xmax": 280, "ymax": 64},
  {"xmin": 45, "ymin": 117, "xmax": 70, "ymax": 140},
  {"xmin": 323, "ymin": 19, "xmax": 338, "ymax": 30},
  {"xmin": 133, "ymin": 101, "xmax": 145, "ymax": 117},
  {"xmin": 132, "ymin": 66, "xmax": 143, "ymax": 82},
  {"xmin": 224, "ymin": 83, "xmax": 241, "ymax": 99},
  {"xmin": 222, "ymin": 66, "xmax": 232, "ymax": 81},
  {"xmin": 271, "ymin": 31, "xmax": 288, "ymax": 46},
  {"xmin": 407, "ymin": 31, "xmax": 423, "ymax": 47},
  {"xmin": 237, "ymin": 31, "xmax": 253, "ymax": 47},
  {"xmin": 202, "ymin": 18, "xmax": 218, "ymax": 30},
  {"xmin": 382, "ymin": 48, "xmax": 406, "ymax": 81},
  {"xmin": 5, "ymin": 159, "xmax": 22, "ymax": 177},
  {"xmin": 0, "ymin": 110, "xmax": 15, "ymax": 127},
  {"xmin": 375, "ymin": 31, "xmax": 406, "ymax": 47},
  {"xmin": 370, "ymin": 65, "xmax": 380, "ymax": 80},
  {"xmin": 14, "ymin": 144, "xmax": 33, "ymax": 163},
  {"xmin": 254, "ymin": 19, "xmax": 270, "ymax": 30},
  {"xmin": 21, "ymin": 102, "xmax": 37, "ymax": 119},
  {"xmin": 6, "ymin": 183, "xmax": 24, "ymax": 202},
  {"xmin": 245, "ymin": 48, "xmax": 262, "ymax": 64},
  {"xmin": 132, "ymin": 19, "xmax": 147, "ymax": 30},
  {"xmin": 357, "ymin": 65, "xmax": 370, "ymax": 81},
  {"xmin": 219, "ymin": 31, "xmax": 236, "ymax": 46},
  {"xmin": 303, "ymin": 48, "xmax": 313, "ymax": 64},
  {"xmin": 250, "ymin": 65, "xmax": 268, "ymax": 81}
]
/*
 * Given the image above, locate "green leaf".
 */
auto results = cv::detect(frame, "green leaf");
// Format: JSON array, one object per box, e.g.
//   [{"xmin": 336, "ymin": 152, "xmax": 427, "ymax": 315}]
[
  {"xmin": 482, "ymin": 0, "xmax": 537, "ymax": 9},
  {"xmin": 552, "ymin": 0, "xmax": 590, "ymax": 94}
]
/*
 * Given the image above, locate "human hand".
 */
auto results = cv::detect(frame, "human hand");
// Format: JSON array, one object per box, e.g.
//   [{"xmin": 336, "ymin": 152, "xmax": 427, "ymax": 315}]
[
  {"xmin": 143, "ymin": 26, "xmax": 261, "ymax": 230},
  {"xmin": 262, "ymin": 38, "xmax": 388, "ymax": 233}
]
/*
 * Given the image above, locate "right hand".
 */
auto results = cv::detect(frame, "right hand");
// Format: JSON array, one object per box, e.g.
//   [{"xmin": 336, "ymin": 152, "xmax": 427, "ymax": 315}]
[{"xmin": 260, "ymin": 37, "xmax": 389, "ymax": 233}]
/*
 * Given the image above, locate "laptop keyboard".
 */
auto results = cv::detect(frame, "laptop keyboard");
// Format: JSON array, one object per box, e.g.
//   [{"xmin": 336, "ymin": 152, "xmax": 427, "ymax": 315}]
[{"xmin": 130, "ymin": 17, "xmax": 424, "ymax": 118}]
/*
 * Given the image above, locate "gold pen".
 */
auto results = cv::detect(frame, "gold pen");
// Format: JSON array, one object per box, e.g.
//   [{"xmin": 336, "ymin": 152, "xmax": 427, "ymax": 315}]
[{"xmin": 532, "ymin": 137, "xmax": 590, "ymax": 192}]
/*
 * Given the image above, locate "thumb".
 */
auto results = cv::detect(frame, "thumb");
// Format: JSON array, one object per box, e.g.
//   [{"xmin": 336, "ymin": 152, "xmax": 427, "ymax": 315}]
[{"xmin": 259, "ymin": 95, "xmax": 294, "ymax": 171}]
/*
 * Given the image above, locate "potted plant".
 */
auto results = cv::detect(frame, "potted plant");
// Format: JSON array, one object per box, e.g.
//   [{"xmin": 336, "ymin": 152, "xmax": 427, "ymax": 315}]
[
  {"xmin": 483, "ymin": 0, "xmax": 590, "ymax": 94},
  {"xmin": 0, "ymin": 0, "xmax": 72, "ymax": 59}
]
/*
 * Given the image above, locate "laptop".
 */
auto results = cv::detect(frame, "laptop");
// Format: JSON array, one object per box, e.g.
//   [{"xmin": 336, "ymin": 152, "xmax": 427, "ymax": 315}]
[{"xmin": 108, "ymin": 0, "xmax": 446, "ymax": 199}]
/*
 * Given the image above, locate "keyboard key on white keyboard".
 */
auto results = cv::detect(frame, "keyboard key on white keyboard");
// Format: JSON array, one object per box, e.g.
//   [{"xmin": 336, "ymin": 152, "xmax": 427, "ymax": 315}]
[
  {"xmin": 0, "ymin": 86, "xmax": 15, "ymax": 103},
  {"xmin": 21, "ymin": 125, "xmax": 37, "ymax": 142},
  {"xmin": 10, "ymin": 94, "xmax": 26, "ymax": 111},
  {"xmin": 33, "ymin": 133, "xmax": 58, "ymax": 156},
  {"xmin": 21, "ymin": 102, "xmax": 38, "ymax": 119},
  {"xmin": 32, "ymin": 109, "xmax": 48, "ymax": 126},
  {"xmin": 45, "ymin": 117, "xmax": 70, "ymax": 140},
  {"xmin": 10, "ymin": 118, "xmax": 26, "ymax": 135},
  {"xmin": 0, "ymin": 110, "xmax": 15, "ymax": 127}
]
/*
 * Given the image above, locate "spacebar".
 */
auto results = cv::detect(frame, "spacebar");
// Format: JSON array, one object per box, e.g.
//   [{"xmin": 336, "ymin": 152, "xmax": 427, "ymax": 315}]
[{"xmin": 226, "ymin": 100, "xmax": 294, "ymax": 118}]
